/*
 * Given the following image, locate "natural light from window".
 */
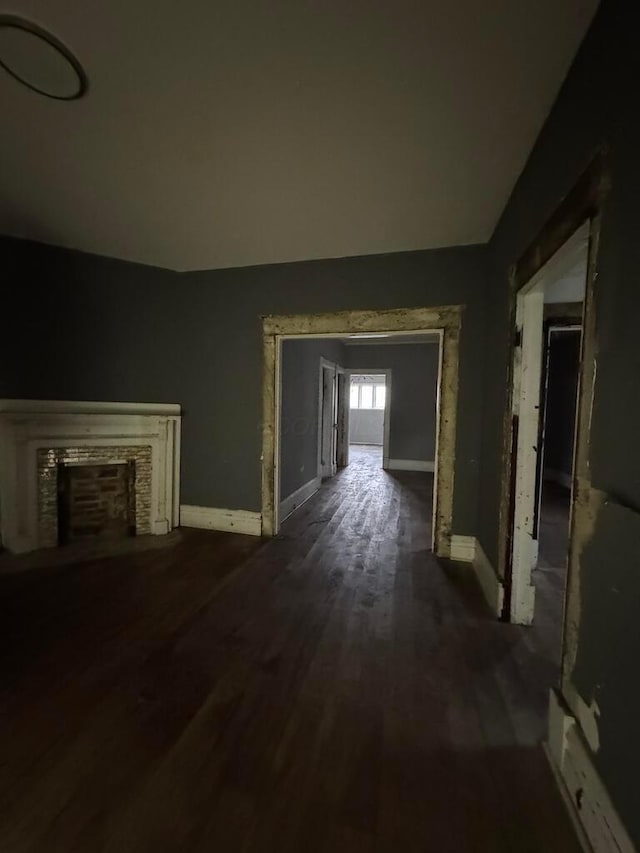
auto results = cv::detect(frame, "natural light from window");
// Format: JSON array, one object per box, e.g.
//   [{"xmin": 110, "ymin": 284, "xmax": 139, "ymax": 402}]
[{"xmin": 350, "ymin": 379, "xmax": 386, "ymax": 410}]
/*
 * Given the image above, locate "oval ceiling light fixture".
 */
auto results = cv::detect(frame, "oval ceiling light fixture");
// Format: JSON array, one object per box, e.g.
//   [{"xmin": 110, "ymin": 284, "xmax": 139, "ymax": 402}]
[{"xmin": 0, "ymin": 14, "xmax": 88, "ymax": 100}]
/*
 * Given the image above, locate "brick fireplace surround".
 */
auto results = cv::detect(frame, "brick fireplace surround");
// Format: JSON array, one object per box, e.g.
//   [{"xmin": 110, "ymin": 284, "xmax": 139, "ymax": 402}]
[{"xmin": 0, "ymin": 400, "xmax": 181, "ymax": 554}]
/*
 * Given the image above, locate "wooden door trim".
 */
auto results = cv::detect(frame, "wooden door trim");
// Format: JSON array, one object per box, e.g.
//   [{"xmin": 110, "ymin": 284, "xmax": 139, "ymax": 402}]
[
  {"xmin": 496, "ymin": 147, "xmax": 609, "ymax": 686},
  {"xmin": 262, "ymin": 306, "xmax": 462, "ymax": 556}
]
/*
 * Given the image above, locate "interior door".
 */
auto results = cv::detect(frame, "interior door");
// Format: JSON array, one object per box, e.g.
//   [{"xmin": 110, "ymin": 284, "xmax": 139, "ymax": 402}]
[{"xmin": 320, "ymin": 366, "xmax": 335, "ymax": 479}]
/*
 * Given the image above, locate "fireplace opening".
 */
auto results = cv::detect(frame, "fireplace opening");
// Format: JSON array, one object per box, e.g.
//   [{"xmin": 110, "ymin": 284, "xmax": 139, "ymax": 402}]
[{"xmin": 57, "ymin": 461, "xmax": 136, "ymax": 545}]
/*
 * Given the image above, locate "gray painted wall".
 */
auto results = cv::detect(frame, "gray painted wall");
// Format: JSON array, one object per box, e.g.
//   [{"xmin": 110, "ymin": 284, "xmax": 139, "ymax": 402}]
[
  {"xmin": 280, "ymin": 338, "xmax": 345, "ymax": 500},
  {"xmin": 544, "ymin": 331, "xmax": 580, "ymax": 480},
  {"xmin": 1, "ymin": 236, "xmax": 488, "ymax": 534},
  {"xmin": 349, "ymin": 408, "xmax": 384, "ymax": 445},
  {"xmin": 345, "ymin": 344, "xmax": 439, "ymax": 462},
  {"xmin": 479, "ymin": 1, "xmax": 640, "ymax": 842},
  {"xmin": 1, "ymin": 1, "xmax": 635, "ymax": 840}
]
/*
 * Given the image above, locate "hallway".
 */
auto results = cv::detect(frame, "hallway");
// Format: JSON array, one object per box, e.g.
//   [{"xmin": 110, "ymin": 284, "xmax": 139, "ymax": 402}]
[{"xmin": 0, "ymin": 456, "xmax": 579, "ymax": 852}]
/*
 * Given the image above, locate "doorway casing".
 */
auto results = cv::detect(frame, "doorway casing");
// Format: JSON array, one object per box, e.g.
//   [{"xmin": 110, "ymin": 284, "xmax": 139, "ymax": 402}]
[
  {"xmin": 507, "ymin": 223, "xmax": 589, "ymax": 625},
  {"xmin": 261, "ymin": 307, "xmax": 462, "ymax": 556},
  {"xmin": 497, "ymin": 153, "xmax": 608, "ymax": 696}
]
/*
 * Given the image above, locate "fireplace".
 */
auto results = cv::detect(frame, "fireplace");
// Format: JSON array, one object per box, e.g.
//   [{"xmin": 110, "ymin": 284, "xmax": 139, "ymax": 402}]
[
  {"xmin": 57, "ymin": 461, "xmax": 136, "ymax": 544},
  {"xmin": 0, "ymin": 399, "xmax": 181, "ymax": 554},
  {"xmin": 38, "ymin": 445, "xmax": 153, "ymax": 548}
]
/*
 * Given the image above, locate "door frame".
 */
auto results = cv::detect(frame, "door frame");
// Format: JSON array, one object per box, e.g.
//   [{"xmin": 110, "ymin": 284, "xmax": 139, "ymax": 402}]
[
  {"xmin": 507, "ymin": 225, "xmax": 589, "ymax": 624},
  {"xmin": 261, "ymin": 306, "xmax": 462, "ymax": 556},
  {"xmin": 344, "ymin": 369, "xmax": 392, "ymax": 468},
  {"xmin": 318, "ymin": 357, "xmax": 339, "ymax": 479},
  {"xmin": 497, "ymin": 151, "xmax": 609, "ymax": 673}
]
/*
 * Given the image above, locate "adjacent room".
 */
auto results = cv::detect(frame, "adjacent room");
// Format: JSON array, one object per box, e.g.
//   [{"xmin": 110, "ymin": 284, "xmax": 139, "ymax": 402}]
[
  {"xmin": 348, "ymin": 373, "xmax": 387, "ymax": 465},
  {"xmin": 278, "ymin": 334, "xmax": 438, "ymax": 544},
  {"xmin": 1, "ymin": 2, "xmax": 638, "ymax": 851}
]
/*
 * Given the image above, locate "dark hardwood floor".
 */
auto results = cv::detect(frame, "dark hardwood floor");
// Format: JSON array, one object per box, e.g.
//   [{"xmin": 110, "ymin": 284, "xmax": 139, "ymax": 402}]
[{"xmin": 0, "ymin": 449, "xmax": 580, "ymax": 852}]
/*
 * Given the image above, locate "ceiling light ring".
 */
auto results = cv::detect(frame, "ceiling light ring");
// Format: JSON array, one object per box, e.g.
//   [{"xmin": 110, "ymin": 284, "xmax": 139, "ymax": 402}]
[{"xmin": 0, "ymin": 14, "xmax": 88, "ymax": 100}]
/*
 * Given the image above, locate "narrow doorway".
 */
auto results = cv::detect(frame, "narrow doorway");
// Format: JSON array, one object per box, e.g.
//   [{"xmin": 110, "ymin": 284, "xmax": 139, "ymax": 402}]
[
  {"xmin": 534, "ymin": 325, "xmax": 582, "ymax": 663},
  {"xmin": 507, "ymin": 221, "xmax": 588, "ymax": 635},
  {"xmin": 348, "ymin": 373, "xmax": 387, "ymax": 469}
]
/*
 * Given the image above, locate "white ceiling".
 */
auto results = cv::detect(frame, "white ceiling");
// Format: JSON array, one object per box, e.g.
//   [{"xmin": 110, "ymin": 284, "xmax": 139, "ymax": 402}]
[{"xmin": 0, "ymin": 1, "xmax": 598, "ymax": 271}]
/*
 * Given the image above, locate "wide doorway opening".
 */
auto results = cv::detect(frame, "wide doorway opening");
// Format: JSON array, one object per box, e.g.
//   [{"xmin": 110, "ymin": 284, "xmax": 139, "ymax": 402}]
[
  {"xmin": 277, "ymin": 335, "xmax": 440, "ymax": 535},
  {"xmin": 261, "ymin": 308, "xmax": 462, "ymax": 557}
]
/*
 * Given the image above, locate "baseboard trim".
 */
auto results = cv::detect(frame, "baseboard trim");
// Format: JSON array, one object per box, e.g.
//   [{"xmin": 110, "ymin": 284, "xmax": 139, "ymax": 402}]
[
  {"xmin": 547, "ymin": 689, "xmax": 635, "ymax": 853},
  {"xmin": 449, "ymin": 535, "xmax": 504, "ymax": 616},
  {"xmin": 450, "ymin": 534, "xmax": 476, "ymax": 562},
  {"xmin": 543, "ymin": 742, "xmax": 592, "ymax": 853},
  {"xmin": 279, "ymin": 476, "xmax": 321, "ymax": 523},
  {"xmin": 180, "ymin": 505, "xmax": 263, "ymax": 536},
  {"xmin": 387, "ymin": 459, "xmax": 435, "ymax": 472},
  {"xmin": 544, "ymin": 468, "xmax": 573, "ymax": 489}
]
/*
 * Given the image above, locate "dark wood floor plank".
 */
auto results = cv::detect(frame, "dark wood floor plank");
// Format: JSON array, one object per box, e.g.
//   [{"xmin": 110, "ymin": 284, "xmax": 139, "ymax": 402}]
[{"xmin": 0, "ymin": 447, "xmax": 580, "ymax": 852}]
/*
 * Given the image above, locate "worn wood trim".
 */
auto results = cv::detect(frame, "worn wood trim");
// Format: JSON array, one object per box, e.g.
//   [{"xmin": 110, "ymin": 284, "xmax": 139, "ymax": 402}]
[
  {"xmin": 512, "ymin": 149, "xmax": 610, "ymax": 292},
  {"xmin": 497, "ymin": 273, "xmax": 519, "ymax": 592},
  {"xmin": 262, "ymin": 306, "xmax": 462, "ymax": 337},
  {"xmin": 547, "ymin": 689, "xmax": 635, "ymax": 853},
  {"xmin": 261, "ymin": 334, "xmax": 277, "ymax": 536},
  {"xmin": 279, "ymin": 476, "xmax": 322, "ymax": 524},
  {"xmin": 180, "ymin": 505, "xmax": 263, "ymax": 537},
  {"xmin": 435, "ymin": 325, "xmax": 459, "ymax": 556},
  {"xmin": 497, "ymin": 151, "xmax": 609, "ymax": 645},
  {"xmin": 261, "ymin": 307, "xmax": 462, "ymax": 556}
]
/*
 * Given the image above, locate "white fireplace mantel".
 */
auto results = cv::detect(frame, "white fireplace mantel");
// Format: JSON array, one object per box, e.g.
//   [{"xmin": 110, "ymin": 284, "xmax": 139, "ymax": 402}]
[{"xmin": 0, "ymin": 399, "xmax": 181, "ymax": 554}]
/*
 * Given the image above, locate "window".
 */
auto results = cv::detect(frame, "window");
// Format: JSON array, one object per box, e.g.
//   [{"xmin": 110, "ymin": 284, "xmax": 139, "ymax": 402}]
[
  {"xmin": 360, "ymin": 385, "xmax": 373, "ymax": 409},
  {"xmin": 350, "ymin": 380, "xmax": 386, "ymax": 409}
]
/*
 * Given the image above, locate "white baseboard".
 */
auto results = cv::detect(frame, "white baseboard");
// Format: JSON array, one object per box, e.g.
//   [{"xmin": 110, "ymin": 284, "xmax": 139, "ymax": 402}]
[
  {"xmin": 450, "ymin": 534, "xmax": 476, "ymax": 562},
  {"xmin": 180, "ymin": 505, "xmax": 262, "ymax": 536},
  {"xmin": 449, "ymin": 535, "xmax": 504, "ymax": 617},
  {"xmin": 387, "ymin": 459, "xmax": 435, "ymax": 472},
  {"xmin": 544, "ymin": 468, "xmax": 573, "ymax": 489},
  {"xmin": 279, "ymin": 476, "xmax": 321, "ymax": 523},
  {"xmin": 548, "ymin": 689, "xmax": 635, "ymax": 853}
]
